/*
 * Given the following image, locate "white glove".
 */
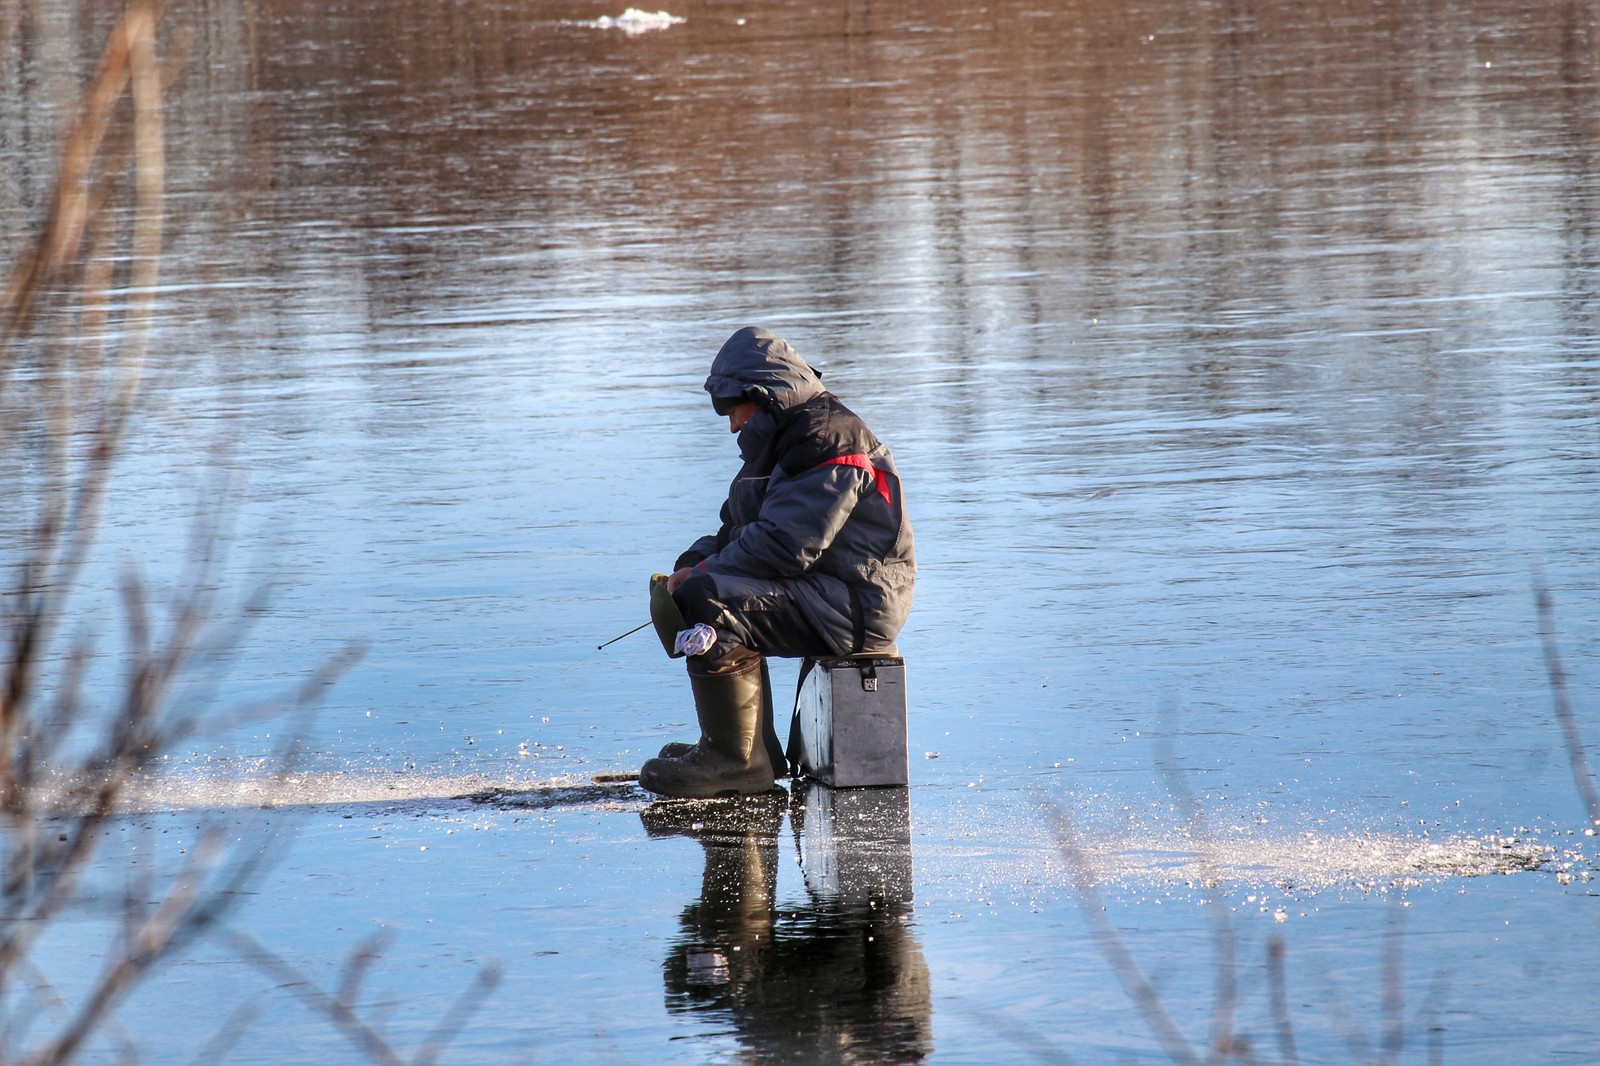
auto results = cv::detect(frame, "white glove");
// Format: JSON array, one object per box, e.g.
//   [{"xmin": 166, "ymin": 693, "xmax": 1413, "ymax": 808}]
[{"xmin": 673, "ymin": 623, "xmax": 717, "ymax": 658}]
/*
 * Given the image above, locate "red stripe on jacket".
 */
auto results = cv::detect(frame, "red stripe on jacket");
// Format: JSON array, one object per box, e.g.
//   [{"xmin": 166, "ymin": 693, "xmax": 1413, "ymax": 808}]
[{"xmin": 819, "ymin": 454, "xmax": 892, "ymax": 507}]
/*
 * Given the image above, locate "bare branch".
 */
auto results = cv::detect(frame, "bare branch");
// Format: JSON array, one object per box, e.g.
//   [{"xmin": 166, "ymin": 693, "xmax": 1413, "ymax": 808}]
[
  {"xmin": 0, "ymin": 4, "xmax": 479, "ymax": 1060},
  {"xmin": 23, "ymin": 828, "xmax": 234, "ymax": 1065},
  {"xmin": 227, "ymin": 931, "xmax": 406, "ymax": 1066}
]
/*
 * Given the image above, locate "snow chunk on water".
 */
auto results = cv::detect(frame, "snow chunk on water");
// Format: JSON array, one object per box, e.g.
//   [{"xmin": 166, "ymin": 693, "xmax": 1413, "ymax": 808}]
[{"xmin": 588, "ymin": 8, "xmax": 685, "ymax": 35}]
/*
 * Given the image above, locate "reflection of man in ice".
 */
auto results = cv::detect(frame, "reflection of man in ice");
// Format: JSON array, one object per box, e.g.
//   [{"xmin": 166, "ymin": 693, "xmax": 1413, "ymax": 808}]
[{"xmin": 642, "ymin": 786, "xmax": 932, "ymax": 1062}]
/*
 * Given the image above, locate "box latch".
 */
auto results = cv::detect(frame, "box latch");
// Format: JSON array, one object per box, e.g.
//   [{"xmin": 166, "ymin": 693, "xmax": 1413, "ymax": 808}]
[{"xmin": 859, "ymin": 663, "xmax": 879, "ymax": 692}]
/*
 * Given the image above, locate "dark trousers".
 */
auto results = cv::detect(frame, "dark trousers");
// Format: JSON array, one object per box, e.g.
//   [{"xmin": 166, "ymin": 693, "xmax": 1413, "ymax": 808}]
[{"xmin": 673, "ymin": 572, "xmax": 832, "ymax": 669}]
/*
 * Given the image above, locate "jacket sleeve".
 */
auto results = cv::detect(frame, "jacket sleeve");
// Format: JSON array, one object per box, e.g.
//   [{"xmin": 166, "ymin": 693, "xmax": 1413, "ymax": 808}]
[
  {"xmin": 676, "ymin": 497, "xmax": 736, "ymax": 570},
  {"xmin": 698, "ymin": 462, "xmax": 873, "ymax": 579},
  {"xmin": 675, "ymin": 536, "xmax": 719, "ymax": 571}
]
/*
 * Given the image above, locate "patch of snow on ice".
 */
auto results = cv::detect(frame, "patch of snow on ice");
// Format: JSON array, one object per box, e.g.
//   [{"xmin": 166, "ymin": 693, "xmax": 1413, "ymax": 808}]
[
  {"xmin": 117, "ymin": 768, "xmax": 643, "ymax": 814},
  {"xmin": 589, "ymin": 8, "xmax": 685, "ymax": 35}
]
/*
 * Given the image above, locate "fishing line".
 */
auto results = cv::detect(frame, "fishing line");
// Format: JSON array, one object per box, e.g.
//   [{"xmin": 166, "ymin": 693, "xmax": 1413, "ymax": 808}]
[{"xmin": 551, "ymin": 618, "xmax": 651, "ymax": 680}]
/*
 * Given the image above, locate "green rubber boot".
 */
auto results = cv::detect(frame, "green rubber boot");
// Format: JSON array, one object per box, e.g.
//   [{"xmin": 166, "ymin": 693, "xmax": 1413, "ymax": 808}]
[
  {"xmin": 640, "ymin": 655, "xmax": 775, "ymax": 798},
  {"xmin": 658, "ymin": 658, "xmax": 785, "ymax": 777}
]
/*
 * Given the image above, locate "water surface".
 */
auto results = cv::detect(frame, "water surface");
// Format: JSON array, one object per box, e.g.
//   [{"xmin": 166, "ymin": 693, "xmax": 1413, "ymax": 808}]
[{"xmin": 3, "ymin": 0, "xmax": 1598, "ymax": 1061}]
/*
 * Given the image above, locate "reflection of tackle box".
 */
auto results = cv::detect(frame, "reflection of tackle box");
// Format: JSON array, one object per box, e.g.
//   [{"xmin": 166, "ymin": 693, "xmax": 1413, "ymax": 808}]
[
  {"xmin": 793, "ymin": 654, "xmax": 909, "ymax": 788},
  {"xmin": 795, "ymin": 782, "xmax": 914, "ymax": 903}
]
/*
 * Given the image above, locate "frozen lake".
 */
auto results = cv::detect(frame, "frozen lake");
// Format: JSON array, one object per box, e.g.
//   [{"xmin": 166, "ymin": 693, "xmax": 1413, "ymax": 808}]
[{"xmin": 3, "ymin": 0, "xmax": 1598, "ymax": 1061}]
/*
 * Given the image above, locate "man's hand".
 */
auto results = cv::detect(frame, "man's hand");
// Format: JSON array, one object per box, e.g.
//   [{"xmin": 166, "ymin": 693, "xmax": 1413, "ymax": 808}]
[{"xmin": 666, "ymin": 566, "xmax": 693, "ymax": 594}]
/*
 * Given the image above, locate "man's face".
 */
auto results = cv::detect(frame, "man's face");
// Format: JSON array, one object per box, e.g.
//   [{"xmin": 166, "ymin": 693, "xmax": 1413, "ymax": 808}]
[{"xmin": 727, "ymin": 400, "xmax": 759, "ymax": 434}]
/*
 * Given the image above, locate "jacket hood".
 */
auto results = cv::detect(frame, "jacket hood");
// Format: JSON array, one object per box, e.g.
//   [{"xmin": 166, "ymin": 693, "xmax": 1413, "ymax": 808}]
[{"xmin": 704, "ymin": 327, "xmax": 825, "ymax": 413}]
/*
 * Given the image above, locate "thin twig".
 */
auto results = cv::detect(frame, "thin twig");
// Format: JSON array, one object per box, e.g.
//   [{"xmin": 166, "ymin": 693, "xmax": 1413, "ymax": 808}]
[
  {"xmin": 0, "ymin": 0, "xmax": 145, "ymax": 368},
  {"xmin": 411, "ymin": 961, "xmax": 504, "ymax": 1066},
  {"xmin": 337, "ymin": 930, "xmax": 396, "ymax": 1009},
  {"xmin": 1378, "ymin": 902, "xmax": 1405, "ymax": 1065},
  {"xmin": 1417, "ymin": 966, "xmax": 1450, "ymax": 1066},
  {"xmin": 226, "ymin": 931, "xmax": 405, "ymax": 1066},
  {"xmin": 188, "ymin": 998, "xmax": 263, "ymax": 1066},
  {"xmin": 1266, "ymin": 938, "xmax": 1299, "ymax": 1066},
  {"xmin": 1153, "ymin": 755, "xmax": 1240, "ymax": 1066},
  {"xmin": 1047, "ymin": 806, "xmax": 1201, "ymax": 1066},
  {"xmin": 1317, "ymin": 958, "xmax": 1376, "ymax": 1064},
  {"xmin": 1536, "ymin": 584, "xmax": 1600, "ymax": 827}
]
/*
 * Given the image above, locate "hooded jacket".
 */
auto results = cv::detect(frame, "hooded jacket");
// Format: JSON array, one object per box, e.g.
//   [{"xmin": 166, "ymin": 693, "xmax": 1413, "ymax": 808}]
[{"xmin": 677, "ymin": 327, "xmax": 915, "ymax": 654}]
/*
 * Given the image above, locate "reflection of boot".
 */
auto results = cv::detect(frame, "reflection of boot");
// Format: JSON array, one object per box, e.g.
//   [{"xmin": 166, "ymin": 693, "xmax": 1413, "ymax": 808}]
[
  {"xmin": 649, "ymin": 783, "xmax": 934, "ymax": 1063},
  {"xmin": 639, "ymin": 789, "xmax": 787, "ymax": 840},
  {"xmin": 640, "ymin": 655, "xmax": 776, "ymax": 798},
  {"xmin": 644, "ymin": 794, "xmax": 784, "ymax": 1008},
  {"xmin": 658, "ymin": 658, "xmax": 786, "ymax": 777}
]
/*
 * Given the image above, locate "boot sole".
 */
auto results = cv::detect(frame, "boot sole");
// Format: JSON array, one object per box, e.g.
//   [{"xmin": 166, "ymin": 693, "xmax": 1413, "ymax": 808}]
[
  {"xmin": 637, "ymin": 762, "xmax": 774, "ymax": 799},
  {"xmin": 656, "ymin": 742, "xmax": 788, "ymax": 778}
]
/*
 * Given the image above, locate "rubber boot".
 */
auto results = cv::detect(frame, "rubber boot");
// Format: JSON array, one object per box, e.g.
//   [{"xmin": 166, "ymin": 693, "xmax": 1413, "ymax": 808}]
[
  {"xmin": 658, "ymin": 658, "xmax": 786, "ymax": 777},
  {"xmin": 639, "ymin": 655, "xmax": 775, "ymax": 798}
]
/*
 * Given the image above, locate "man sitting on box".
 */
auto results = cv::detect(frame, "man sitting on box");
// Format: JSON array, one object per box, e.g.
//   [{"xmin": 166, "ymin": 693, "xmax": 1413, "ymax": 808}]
[{"xmin": 641, "ymin": 326, "xmax": 916, "ymax": 799}]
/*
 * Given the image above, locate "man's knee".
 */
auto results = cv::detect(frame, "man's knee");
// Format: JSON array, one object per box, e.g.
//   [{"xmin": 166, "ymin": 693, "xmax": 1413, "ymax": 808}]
[
  {"xmin": 672, "ymin": 573, "xmax": 762, "ymax": 670},
  {"xmin": 673, "ymin": 572, "xmax": 724, "ymax": 628}
]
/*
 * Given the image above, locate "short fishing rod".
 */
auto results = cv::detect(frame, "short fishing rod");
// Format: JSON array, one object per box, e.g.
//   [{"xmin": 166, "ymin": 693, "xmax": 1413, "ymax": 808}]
[
  {"xmin": 597, "ymin": 573, "xmax": 677, "ymax": 650},
  {"xmin": 596, "ymin": 620, "xmax": 651, "ymax": 650}
]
